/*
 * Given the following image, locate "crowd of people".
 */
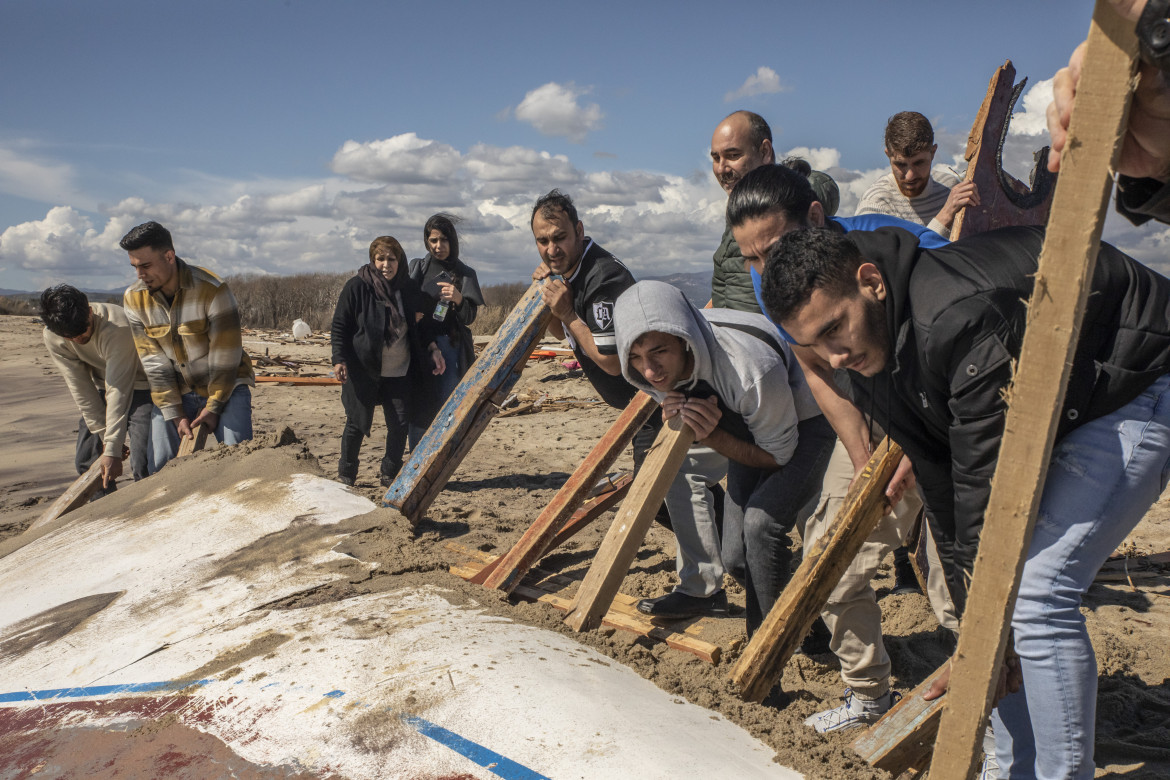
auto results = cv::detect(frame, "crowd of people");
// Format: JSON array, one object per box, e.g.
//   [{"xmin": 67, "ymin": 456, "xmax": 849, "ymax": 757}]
[{"xmin": 36, "ymin": 4, "xmax": 1170, "ymax": 777}]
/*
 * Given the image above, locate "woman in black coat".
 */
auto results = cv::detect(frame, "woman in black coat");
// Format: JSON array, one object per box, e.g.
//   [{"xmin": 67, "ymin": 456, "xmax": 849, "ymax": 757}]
[
  {"xmin": 409, "ymin": 214, "xmax": 484, "ymax": 440},
  {"xmin": 331, "ymin": 236, "xmax": 445, "ymax": 486}
]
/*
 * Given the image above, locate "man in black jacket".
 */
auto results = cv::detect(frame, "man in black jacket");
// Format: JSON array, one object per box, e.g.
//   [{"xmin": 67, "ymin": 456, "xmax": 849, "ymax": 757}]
[{"xmin": 762, "ymin": 225, "xmax": 1170, "ymax": 779}]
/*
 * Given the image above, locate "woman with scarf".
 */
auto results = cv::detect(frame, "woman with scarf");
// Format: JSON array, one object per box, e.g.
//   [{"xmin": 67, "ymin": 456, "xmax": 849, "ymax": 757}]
[
  {"xmin": 409, "ymin": 214, "xmax": 484, "ymax": 439},
  {"xmin": 331, "ymin": 236, "xmax": 445, "ymax": 487}
]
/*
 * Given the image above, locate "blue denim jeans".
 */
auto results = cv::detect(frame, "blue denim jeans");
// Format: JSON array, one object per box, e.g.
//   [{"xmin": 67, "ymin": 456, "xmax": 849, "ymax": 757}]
[
  {"xmin": 991, "ymin": 373, "xmax": 1170, "ymax": 779},
  {"xmin": 408, "ymin": 334, "xmax": 461, "ymax": 450},
  {"xmin": 152, "ymin": 385, "xmax": 253, "ymax": 468}
]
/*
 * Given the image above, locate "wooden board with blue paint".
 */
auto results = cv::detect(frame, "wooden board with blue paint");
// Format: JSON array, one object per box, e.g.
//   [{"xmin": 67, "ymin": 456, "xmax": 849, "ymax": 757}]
[{"xmin": 383, "ymin": 278, "xmax": 554, "ymax": 524}]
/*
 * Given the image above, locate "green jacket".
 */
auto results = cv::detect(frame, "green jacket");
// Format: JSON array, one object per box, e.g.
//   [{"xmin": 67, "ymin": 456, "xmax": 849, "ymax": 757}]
[{"xmin": 710, "ymin": 225, "xmax": 763, "ymax": 313}]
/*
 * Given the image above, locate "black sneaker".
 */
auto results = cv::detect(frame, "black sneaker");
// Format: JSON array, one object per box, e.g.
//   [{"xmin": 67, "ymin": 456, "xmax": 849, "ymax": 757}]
[
  {"xmin": 636, "ymin": 590, "xmax": 729, "ymax": 619},
  {"xmin": 796, "ymin": 617, "xmax": 833, "ymax": 656},
  {"xmin": 338, "ymin": 475, "xmax": 355, "ymax": 487},
  {"xmin": 891, "ymin": 546, "xmax": 922, "ymax": 595}
]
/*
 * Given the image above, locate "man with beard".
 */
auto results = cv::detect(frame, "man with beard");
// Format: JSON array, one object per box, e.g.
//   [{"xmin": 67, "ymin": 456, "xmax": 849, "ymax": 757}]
[
  {"xmin": 530, "ymin": 190, "xmax": 728, "ymax": 618},
  {"xmin": 763, "ymin": 225, "xmax": 1170, "ymax": 779},
  {"xmin": 855, "ymin": 111, "xmax": 979, "ymax": 239}
]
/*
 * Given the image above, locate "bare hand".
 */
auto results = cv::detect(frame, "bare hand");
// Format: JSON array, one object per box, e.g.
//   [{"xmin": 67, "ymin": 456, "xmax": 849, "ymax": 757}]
[
  {"xmin": 885, "ymin": 455, "xmax": 917, "ymax": 507},
  {"xmin": 175, "ymin": 417, "xmax": 193, "ymax": 439},
  {"xmin": 191, "ymin": 407, "xmax": 219, "ymax": 434},
  {"xmin": 540, "ymin": 279, "xmax": 575, "ymax": 321},
  {"xmin": 660, "ymin": 391, "xmax": 688, "ymax": 420},
  {"xmin": 99, "ymin": 454, "xmax": 122, "ymax": 488},
  {"xmin": 334, "ymin": 362, "xmax": 348, "ymax": 383},
  {"xmin": 938, "ymin": 180, "xmax": 980, "ymax": 227},
  {"xmin": 430, "ymin": 348, "xmax": 447, "ymax": 376},
  {"xmin": 922, "ymin": 651, "xmax": 1023, "ymax": 705},
  {"xmin": 1048, "ymin": 6, "xmax": 1170, "ymax": 182},
  {"xmin": 438, "ymin": 282, "xmax": 463, "ymax": 306},
  {"xmin": 676, "ymin": 395, "xmax": 722, "ymax": 440},
  {"xmin": 532, "ymin": 262, "xmax": 552, "ymax": 281}
]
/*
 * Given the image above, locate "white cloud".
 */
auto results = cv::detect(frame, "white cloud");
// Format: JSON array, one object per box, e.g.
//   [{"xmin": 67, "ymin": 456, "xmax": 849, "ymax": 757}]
[
  {"xmin": 1010, "ymin": 78, "xmax": 1054, "ymax": 137},
  {"xmin": 724, "ymin": 67, "xmax": 789, "ymax": 103},
  {"xmin": 513, "ymin": 82, "xmax": 604, "ymax": 143},
  {"xmin": 0, "ymin": 141, "xmax": 88, "ymax": 207},
  {"xmin": 780, "ymin": 146, "xmax": 842, "ymax": 172},
  {"xmin": 330, "ymin": 133, "xmax": 465, "ymax": 183}
]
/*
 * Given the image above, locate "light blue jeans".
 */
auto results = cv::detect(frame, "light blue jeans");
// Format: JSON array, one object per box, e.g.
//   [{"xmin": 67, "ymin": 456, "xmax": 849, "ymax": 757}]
[
  {"xmin": 151, "ymin": 385, "xmax": 253, "ymax": 468},
  {"xmin": 409, "ymin": 334, "xmax": 461, "ymax": 450},
  {"xmin": 991, "ymin": 373, "xmax": 1170, "ymax": 779}
]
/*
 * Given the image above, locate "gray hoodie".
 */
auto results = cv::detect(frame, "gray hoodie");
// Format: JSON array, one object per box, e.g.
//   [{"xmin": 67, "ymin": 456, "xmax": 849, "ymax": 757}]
[{"xmin": 614, "ymin": 280, "xmax": 821, "ymax": 467}]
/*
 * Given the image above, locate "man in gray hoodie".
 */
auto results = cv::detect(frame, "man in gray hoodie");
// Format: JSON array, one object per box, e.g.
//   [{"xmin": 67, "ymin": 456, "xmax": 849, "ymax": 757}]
[{"xmin": 615, "ymin": 280, "xmax": 836, "ymax": 635}]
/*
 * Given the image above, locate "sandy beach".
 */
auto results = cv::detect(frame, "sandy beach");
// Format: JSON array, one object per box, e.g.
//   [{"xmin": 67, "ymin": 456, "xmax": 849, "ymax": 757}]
[{"xmin": 2, "ymin": 312, "xmax": 1168, "ymax": 779}]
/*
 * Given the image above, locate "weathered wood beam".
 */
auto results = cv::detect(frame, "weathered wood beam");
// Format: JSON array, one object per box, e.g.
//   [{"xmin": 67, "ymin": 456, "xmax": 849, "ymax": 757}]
[
  {"xmin": 177, "ymin": 423, "xmax": 210, "ymax": 457},
  {"xmin": 383, "ymin": 279, "xmax": 554, "ymax": 524},
  {"xmin": 729, "ymin": 439, "xmax": 904, "ymax": 702},
  {"xmin": 852, "ymin": 664, "xmax": 947, "ymax": 775},
  {"xmin": 476, "ymin": 392, "xmax": 656, "ymax": 592},
  {"xmin": 564, "ymin": 414, "xmax": 695, "ymax": 632},
  {"xmin": 28, "ymin": 460, "xmax": 104, "ymax": 532},
  {"xmin": 929, "ymin": 5, "xmax": 1137, "ymax": 777}
]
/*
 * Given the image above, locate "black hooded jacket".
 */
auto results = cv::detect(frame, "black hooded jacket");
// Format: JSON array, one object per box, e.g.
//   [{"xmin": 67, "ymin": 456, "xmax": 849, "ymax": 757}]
[{"xmin": 844, "ymin": 226, "xmax": 1170, "ymax": 615}]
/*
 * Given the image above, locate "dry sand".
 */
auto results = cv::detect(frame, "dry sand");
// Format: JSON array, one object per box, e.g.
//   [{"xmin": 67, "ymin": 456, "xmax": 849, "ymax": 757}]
[{"xmin": 2, "ymin": 313, "xmax": 1168, "ymax": 779}]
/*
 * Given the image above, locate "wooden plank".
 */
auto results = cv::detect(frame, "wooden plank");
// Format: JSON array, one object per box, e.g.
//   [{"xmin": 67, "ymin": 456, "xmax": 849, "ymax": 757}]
[
  {"xmin": 729, "ymin": 439, "xmax": 904, "ymax": 702},
  {"xmin": 852, "ymin": 664, "xmax": 947, "ymax": 775},
  {"xmin": 27, "ymin": 460, "xmax": 104, "ymax": 532},
  {"xmin": 383, "ymin": 279, "xmax": 554, "ymax": 523},
  {"xmin": 177, "ymin": 423, "xmax": 210, "ymax": 457},
  {"xmin": 929, "ymin": 5, "xmax": 1138, "ymax": 777},
  {"xmin": 450, "ymin": 552, "xmax": 722, "ymax": 664},
  {"xmin": 563, "ymin": 414, "xmax": 696, "ymax": 632},
  {"xmin": 471, "ymin": 473, "xmax": 632, "ymax": 586},
  {"xmin": 476, "ymin": 392, "xmax": 657, "ymax": 592},
  {"xmin": 952, "ymin": 61, "xmax": 1057, "ymax": 239}
]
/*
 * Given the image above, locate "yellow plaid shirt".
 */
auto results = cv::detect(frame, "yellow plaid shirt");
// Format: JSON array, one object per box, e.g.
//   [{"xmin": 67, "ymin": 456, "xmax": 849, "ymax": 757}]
[{"xmin": 123, "ymin": 259, "xmax": 254, "ymax": 420}]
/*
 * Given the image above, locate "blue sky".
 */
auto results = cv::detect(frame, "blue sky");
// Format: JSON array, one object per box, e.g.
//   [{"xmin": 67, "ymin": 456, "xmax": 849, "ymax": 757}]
[{"xmin": 1, "ymin": 0, "xmax": 1164, "ymax": 293}]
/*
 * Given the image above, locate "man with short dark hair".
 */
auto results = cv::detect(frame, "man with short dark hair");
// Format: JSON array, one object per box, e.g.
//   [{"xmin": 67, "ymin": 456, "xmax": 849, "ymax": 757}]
[
  {"xmin": 40, "ymin": 284, "xmax": 160, "ymax": 492},
  {"xmin": 530, "ymin": 190, "xmax": 729, "ymax": 618},
  {"xmin": 855, "ymin": 111, "xmax": 979, "ymax": 238},
  {"xmin": 727, "ymin": 163, "xmax": 956, "ymax": 733},
  {"xmin": 764, "ymin": 224, "xmax": 1170, "ymax": 778},
  {"xmin": 120, "ymin": 221, "xmax": 254, "ymax": 458}
]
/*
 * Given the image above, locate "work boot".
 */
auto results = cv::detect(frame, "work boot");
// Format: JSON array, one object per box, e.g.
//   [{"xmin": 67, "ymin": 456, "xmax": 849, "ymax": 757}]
[
  {"xmin": 337, "ymin": 474, "xmax": 356, "ymax": 487},
  {"xmin": 795, "ymin": 616, "xmax": 833, "ymax": 656},
  {"xmin": 891, "ymin": 546, "xmax": 922, "ymax": 595},
  {"xmin": 804, "ymin": 688, "xmax": 901, "ymax": 733},
  {"xmin": 636, "ymin": 590, "xmax": 729, "ymax": 619}
]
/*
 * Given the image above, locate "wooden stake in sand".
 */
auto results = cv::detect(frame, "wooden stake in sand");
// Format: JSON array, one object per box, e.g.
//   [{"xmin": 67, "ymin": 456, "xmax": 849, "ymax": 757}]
[
  {"xmin": 28, "ymin": 460, "xmax": 105, "ymax": 532},
  {"xmin": 928, "ymin": 4, "xmax": 1137, "ymax": 777},
  {"xmin": 475, "ymin": 391, "xmax": 657, "ymax": 592},
  {"xmin": 384, "ymin": 279, "xmax": 554, "ymax": 524},
  {"xmin": 852, "ymin": 662, "xmax": 948, "ymax": 775},
  {"xmin": 729, "ymin": 438, "xmax": 903, "ymax": 702},
  {"xmin": 564, "ymin": 413, "xmax": 695, "ymax": 632},
  {"xmin": 177, "ymin": 423, "xmax": 210, "ymax": 457}
]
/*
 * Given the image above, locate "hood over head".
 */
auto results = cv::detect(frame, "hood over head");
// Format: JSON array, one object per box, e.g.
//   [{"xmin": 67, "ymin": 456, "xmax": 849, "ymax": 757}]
[{"xmin": 615, "ymin": 280, "xmax": 718, "ymax": 396}]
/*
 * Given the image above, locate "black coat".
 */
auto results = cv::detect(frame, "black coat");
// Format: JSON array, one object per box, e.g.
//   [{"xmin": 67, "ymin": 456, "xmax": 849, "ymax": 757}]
[
  {"xmin": 410, "ymin": 253, "xmax": 484, "ymax": 375},
  {"xmin": 846, "ymin": 226, "xmax": 1170, "ymax": 615},
  {"xmin": 330, "ymin": 273, "xmax": 436, "ymax": 433}
]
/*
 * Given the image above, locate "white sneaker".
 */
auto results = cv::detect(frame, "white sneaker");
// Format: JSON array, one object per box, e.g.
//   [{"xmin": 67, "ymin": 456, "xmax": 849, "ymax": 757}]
[
  {"xmin": 980, "ymin": 725, "xmax": 1000, "ymax": 779},
  {"xmin": 803, "ymin": 688, "xmax": 901, "ymax": 734}
]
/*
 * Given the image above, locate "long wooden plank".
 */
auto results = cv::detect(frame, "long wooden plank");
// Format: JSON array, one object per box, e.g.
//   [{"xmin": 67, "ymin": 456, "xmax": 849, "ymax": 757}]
[
  {"xmin": 929, "ymin": 5, "xmax": 1137, "ymax": 777},
  {"xmin": 477, "ymin": 392, "xmax": 656, "ymax": 591},
  {"xmin": 471, "ymin": 473, "xmax": 632, "ymax": 585},
  {"xmin": 564, "ymin": 414, "xmax": 695, "ymax": 632},
  {"xmin": 383, "ymin": 279, "xmax": 554, "ymax": 523},
  {"xmin": 177, "ymin": 423, "xmax": 210, "ymax": 457},
  {"xmin": 254, "ymin": 375, "xmax": 341, "ymax": 385},
  {"xmin": 729, "ymin": 439, "xmax": 904, "ymax": 702},
  {"xmin": 952, "ymin": 61, "xmax": 1057, "ymax": 240},
  {"xmin": 853, "ymin": 664, "xmax": 947, "ymax": 774},
  {"xmin": 27, "ymin": 460, "xmax": 104, "ymax": 532}
]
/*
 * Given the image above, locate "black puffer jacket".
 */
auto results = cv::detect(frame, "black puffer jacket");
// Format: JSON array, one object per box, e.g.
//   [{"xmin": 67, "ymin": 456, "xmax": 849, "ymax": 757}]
[{"xmin": 846, "ymin": 226, "xmax": 1170, "ymax": 615}]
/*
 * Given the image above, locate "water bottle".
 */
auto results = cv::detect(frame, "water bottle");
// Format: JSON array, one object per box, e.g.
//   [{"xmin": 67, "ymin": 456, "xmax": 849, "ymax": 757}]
[{"xmin": 433, "ymin": 300, "xmax": 449, "ymax": 321}]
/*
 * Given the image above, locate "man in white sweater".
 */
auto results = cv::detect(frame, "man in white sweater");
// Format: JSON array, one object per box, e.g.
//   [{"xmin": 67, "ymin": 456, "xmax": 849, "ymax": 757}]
[
  {"xmin": 855, "ymin": 111, "xmax": 979, "ymax": 239},
  {"xmin": 41, "ymin": 284, "xmax": 161, "ymax": 493}
]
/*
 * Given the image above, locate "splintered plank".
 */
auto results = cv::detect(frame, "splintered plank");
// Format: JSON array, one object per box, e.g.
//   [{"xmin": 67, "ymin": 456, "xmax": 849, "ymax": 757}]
[
  {"xmin": 951, "ymin": 60, "xmax": 1057, "ymax": 239},
  {"xmin": 730, "ymin": 439, "xmax": 904, "ymax": 702},
  {"xmin": 177, "ymin": 423, "xmax": 210, "ymax": 457},
  {"xmin": 383, "ymin": 279, "xmax": 554, "ymax": 524},
  {"xmin": 563, "ymin": 415, "xmax": 696, "ymax": 632},
  {"xmin": 449, "ymin": 546, "xmax": 724, "ymax": 664},
  {"xmin": 476, "ymin": 392, "xmax": 656, "ymax": 592},
  {"xmin": 27, "ymin": 461, "xmax": 104, "ymax": 532},
  {"xmin": 929, "ymin": 4, "xmax": 1138, "ymax": 777},
  {"xmin": 852, "ymin": 664, "xmax": 948, "ymax": 775}
]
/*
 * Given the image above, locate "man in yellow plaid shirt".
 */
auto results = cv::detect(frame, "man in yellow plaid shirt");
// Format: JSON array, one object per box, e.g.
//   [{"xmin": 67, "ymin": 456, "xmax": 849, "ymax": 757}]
[{"xmin": 121, "ymin": 221, "xmax": 254, "ymax": 462}]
